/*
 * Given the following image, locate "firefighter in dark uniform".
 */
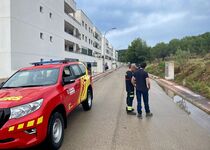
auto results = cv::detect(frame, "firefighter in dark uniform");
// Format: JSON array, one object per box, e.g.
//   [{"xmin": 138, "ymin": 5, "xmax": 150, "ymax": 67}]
[{"xmin": 125, "ymin": 64, "xmax": 137, "ymax": 115}]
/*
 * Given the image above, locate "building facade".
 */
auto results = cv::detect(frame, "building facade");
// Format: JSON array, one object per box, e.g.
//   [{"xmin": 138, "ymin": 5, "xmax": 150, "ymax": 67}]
[{"xmin": 0, "ymin": 0, "xmax": 118, "ymax": 78}]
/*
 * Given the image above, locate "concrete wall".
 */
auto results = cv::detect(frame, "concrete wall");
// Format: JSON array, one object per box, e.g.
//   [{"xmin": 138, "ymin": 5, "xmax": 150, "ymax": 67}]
[
  {"xmin": 0, "ymin": 0, "xmax": 11, "ymax": 78},
  {"xmin": 8, "ymin": 0, "xmax": 96, "ymax": 73}
]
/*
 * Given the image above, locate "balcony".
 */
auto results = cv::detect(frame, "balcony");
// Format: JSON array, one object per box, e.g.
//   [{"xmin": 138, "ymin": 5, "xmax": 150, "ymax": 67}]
[
  {"xmin": 65, "ymin": 40, "xmax": 80, "ymax": 53},
  {"xmin": 94, "ymin": 32, "xmax": 101, "ymax": 41},
  {"xmin": 93, "ymin": 52, "xmax": 102, "ymax": 58},
  {"xmin": 64, "ymin": 1, "xmax": 79, "ymax": 23},
  {"xmin": 65, "ymin": 0, "xmax": 76, "ymax": 12},
  {"xmin": 64, "ymin": 2, "xmax": 81, "ymax": 30},
  {"xmin": 64, "ymin": 21, "xmax": 81, "ymax": 39},
  {"xmin": 93, "ymin": 42, "xmax": 101, "ymax": 50}
]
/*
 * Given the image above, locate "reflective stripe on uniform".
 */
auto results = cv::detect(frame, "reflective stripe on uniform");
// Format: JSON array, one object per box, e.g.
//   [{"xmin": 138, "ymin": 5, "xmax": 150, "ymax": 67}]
[
  {"xmin": 130, "ymin": 95, "xmax": 134, "ymax": 97},
  {"xmin": 127, "ymin": 106, "xmax": 133, "ymax": 111}
]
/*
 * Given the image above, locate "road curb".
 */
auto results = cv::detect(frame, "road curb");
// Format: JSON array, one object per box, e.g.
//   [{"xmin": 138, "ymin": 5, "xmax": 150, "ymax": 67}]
[
  {"xmin": 150, "ymin": 74, "xmax": 210, "ymax": 114},
  {"xmin": 92, "ymin": 69, "xmax": 117, "ymax": 83}
]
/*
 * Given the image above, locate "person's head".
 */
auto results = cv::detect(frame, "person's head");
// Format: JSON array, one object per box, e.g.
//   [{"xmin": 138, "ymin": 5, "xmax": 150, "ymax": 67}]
[
  {"xmin": 140, "ymin": 62, "xmax": 147, "ymax": 69},
  {"xmin": 137, "ymin": 64, "xmax": 141, "ymax": 69},
  {"xmin": 131, "ymin": 63, "xmax": 137, "ymax": 72},
  {"xmin": 128, "ymin": 64, "xmax": 131, "ymax": 69}
]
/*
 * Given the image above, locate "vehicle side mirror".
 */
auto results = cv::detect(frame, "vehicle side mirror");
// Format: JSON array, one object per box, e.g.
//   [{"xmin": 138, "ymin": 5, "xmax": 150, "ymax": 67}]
[{"xmin": 63, "ymin": 77, "xmax": 75, "ymax": 85}]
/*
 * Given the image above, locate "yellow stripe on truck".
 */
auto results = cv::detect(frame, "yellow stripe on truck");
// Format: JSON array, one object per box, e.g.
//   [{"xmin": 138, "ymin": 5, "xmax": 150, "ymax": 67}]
[
  {"xmin": 17, "ymin": 123, "xmax": 24, "ymax": 129},
  {"xmin": 37, "ymin": 116, "xmax": 44, "ymax": 125},
  {"xmin": 27, "ymin": 120, "xmax": 35, "ymax": 127},
  {"xmin": 8, "ymin": 116, "xmax": 44, "ymax": 132},
  {"xmin": 8, "ymin": 126, "xmax": 15, "ymax": 132}
]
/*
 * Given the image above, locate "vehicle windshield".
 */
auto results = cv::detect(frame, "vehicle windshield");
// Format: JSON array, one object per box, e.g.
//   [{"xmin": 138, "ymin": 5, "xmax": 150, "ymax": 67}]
[{"xmin": 2, "ymin": 68, "xmax": 59, "ymax": 88}]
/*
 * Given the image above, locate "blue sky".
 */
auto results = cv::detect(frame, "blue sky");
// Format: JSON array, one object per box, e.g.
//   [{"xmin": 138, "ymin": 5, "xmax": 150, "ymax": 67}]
[{"xmin": 76, "ymin": 0, "xmax": 210, "ymax": 49}]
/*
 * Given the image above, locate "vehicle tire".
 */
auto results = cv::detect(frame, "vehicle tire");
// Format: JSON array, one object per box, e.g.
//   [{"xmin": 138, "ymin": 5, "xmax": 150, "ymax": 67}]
[
  {"xmin": 45, "ymin": 112, "xmax": 64, "ymax": 150},
  {"xmin": 82, "ymin": 89, "xmax": 92, "ymax": 111}
]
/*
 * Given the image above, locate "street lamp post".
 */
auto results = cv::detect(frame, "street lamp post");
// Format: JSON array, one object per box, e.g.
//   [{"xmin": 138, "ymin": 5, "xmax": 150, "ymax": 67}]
[{"xmin": 102, "ymin": 27, "xmax": 116, "ymax": 72}]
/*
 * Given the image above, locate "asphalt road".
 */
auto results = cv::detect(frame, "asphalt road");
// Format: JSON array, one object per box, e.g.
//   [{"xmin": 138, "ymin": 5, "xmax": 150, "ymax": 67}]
[{"xmin": 32, "ymin": 67, "xmax": 210, "ymax": 150}]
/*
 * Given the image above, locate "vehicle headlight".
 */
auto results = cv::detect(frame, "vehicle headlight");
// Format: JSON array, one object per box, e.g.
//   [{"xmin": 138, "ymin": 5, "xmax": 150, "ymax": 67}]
[{"xmin": 10, "ymin": 99, "xmax": 43, "ymax": 119}]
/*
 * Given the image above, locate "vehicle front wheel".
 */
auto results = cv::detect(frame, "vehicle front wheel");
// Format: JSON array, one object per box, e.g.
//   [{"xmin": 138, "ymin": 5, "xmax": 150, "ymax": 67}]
[
  {"xmin": 45, "ymin": 112, "xmax": 64, "ymax": 150},
  {"xmin": 82, "ymin": 89, "xmax": 92, "ymax": 111}
]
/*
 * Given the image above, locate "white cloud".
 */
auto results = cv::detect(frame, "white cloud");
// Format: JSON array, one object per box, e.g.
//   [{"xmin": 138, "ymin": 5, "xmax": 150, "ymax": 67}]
[
  {"xmin": 107, "ymin": 26, "xmax": 139, "ymax": 38},
  {"xmin": 76, "ymin": 0, "xmax": 210, "ymax": 49},
  {"xmin": 140, "ymin": 12, "xmax": 189, "ymax": 28}
]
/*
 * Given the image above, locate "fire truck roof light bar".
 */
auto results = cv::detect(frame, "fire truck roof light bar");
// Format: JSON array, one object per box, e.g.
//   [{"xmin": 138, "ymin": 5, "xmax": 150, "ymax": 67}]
[{"xmin": 31, "ymin": 59, "xmax": 79, "ymax": 66}]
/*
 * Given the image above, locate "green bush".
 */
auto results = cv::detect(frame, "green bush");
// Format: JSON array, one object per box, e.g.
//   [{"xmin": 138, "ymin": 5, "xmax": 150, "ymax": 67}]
[
  {"xmin": 186, "ymin": 80, "xmax": 210, "ymax": 99},
  {"xmin": 147, "ymin": 55, "xmax": 210, "ymax": 99},
  {"xmin": 146, "ymin": 62, "xmax": 165, "ymax": 77}
]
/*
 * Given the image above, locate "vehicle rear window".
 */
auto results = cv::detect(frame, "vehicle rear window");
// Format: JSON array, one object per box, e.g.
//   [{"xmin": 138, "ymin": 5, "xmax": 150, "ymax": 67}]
[
  {"xmin": 71, "ymin": 65, "xmax": 82, "ymax": 78},
  {"xmin": 79, "ymin": 64, "xmax": 86, "ymax": 75}
]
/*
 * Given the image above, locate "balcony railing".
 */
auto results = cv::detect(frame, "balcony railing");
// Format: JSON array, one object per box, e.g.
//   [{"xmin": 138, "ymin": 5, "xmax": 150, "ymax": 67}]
[{"xmin": 65, "ymin": 0, "xmax": 76, "ymax": 11}]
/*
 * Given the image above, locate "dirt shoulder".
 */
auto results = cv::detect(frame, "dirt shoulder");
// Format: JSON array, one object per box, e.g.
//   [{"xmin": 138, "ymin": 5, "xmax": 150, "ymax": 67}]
[{"xmin": 146, "ymin": 57, "xmax": 210, "ymax": 99}]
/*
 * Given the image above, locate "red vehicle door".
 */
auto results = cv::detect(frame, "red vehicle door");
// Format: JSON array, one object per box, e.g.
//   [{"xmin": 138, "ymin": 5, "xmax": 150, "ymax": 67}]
[
  {"xmin": 62, "ymin": 66, "xmax": 79, "ymax": 112},
  {"xmin": 78, "ymin": 64, "xmax": 88, "ymax": 101},
  {"xmin": 70, "ymin": 64, "xmax": 83, "ymax": 105}
]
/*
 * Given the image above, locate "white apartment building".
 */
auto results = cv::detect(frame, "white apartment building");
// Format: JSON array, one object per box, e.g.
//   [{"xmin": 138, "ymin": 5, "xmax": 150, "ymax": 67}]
[
  {"xmin": 75, "ymin": 10, "xmax": 102, "ymax": 58},
  {"xmin": 102, "ymin": 37, "xmax": 116, "ymax": 69},
  {"xmin": 0, "ymin": 0, "xmax": 118, "ymax": 78}
]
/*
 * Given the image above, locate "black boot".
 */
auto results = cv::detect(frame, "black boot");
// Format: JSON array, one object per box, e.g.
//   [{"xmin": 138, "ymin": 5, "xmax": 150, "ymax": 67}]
[
  {"xmin": 127, "ymin": 111, "xmax": 137, "ymax": 115},
  {"xmin": 137, "ymin": 113, "xmax": 143, "ymax": 119},
  {"xmin": 146, "ymin": 112, "xmax": 153, "ymax": 117}
]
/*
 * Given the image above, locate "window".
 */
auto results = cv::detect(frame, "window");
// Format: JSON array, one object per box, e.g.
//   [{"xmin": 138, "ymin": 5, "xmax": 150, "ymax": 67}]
[
  {"xmin": 79, "ymin": 64, "xmax": 86, "ymax": 75},
  {"xmin": 85, "ymin": 36, "xmax": 87, "ymax": 42},
  {"xmin": 40, "ymin": 33, "xmax": 44, "ymax": 39},
  {"xmin": 63, "ymin": 67, "xmax": 73, "ymax": 77},
  {"xmin": 50, "ymin": 36, "xmax": 53, "ymax": 42},
  {"xmin": 85, "ymin": 24, "xmax": 87, "ymax": 30},
  {"xmin": 88, "ymin": 49, "xmax": 93, "ymax": 56},
  {"xmin": 82, "ymin": 21, "xmax": 84, "ymax": 26},
  {"xmin": 82, "ymin": 48, "xmax": 88, "ymax": 55},
  {"xmin": 89, "ymin": 39, "xmax": 91, "ymax": 44},
  {"xmin": 49, "ymin": 12, "xmax": 52, "ymax": 18},
  {"xmin": 92, "ymin": 62, "xmax": 97, "ymax": 67},
  {"xmin": 3, "ymin": 68, "xmax": 59, "ymax": 88},
  {"xmin": 82, "ymin": 34, "xmax": 84, "ymax": 40},
  {"xmin": 62, "ymin": 66, "xmax": 74, "ymax": 83},
  {"xmin": 71, "ymin": 65, "xmax": 82, "ymax": 78},
  {"xmin": 69, "ymin": 45, "xmax": 74, "ymax": 52},
  {"xmin": 40, "ymin": 6, "xmax": 43, "ymax": 13}
]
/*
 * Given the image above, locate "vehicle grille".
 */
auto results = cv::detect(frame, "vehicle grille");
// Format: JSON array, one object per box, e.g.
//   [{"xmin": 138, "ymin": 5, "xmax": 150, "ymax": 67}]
[
  {"xmin": 0, "ymin": 138, "xmax": 14, "ymax": 143},
  {"xmin": 0, "ymin": 109, "xmax": 10, "ymax": 129}
]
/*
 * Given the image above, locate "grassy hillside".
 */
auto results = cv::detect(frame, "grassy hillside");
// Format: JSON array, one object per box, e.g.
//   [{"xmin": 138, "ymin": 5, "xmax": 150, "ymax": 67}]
[{"xmin": 146, "ymin": 54, "xmax": 210, "ymax": 99}]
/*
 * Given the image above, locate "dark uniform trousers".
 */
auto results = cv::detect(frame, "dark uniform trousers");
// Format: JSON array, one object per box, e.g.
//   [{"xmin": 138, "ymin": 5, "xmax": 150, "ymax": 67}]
[
  {"xmin": 136, "ymin": 90, "xmax": 150, "ymax": 114},
  {"xmin": 125, "ymin": 70, "xmax": 134, "ymax": 112},
  {"xmin": 126, "ymin": 91, "xmax": 134, "ymax": 111}
]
